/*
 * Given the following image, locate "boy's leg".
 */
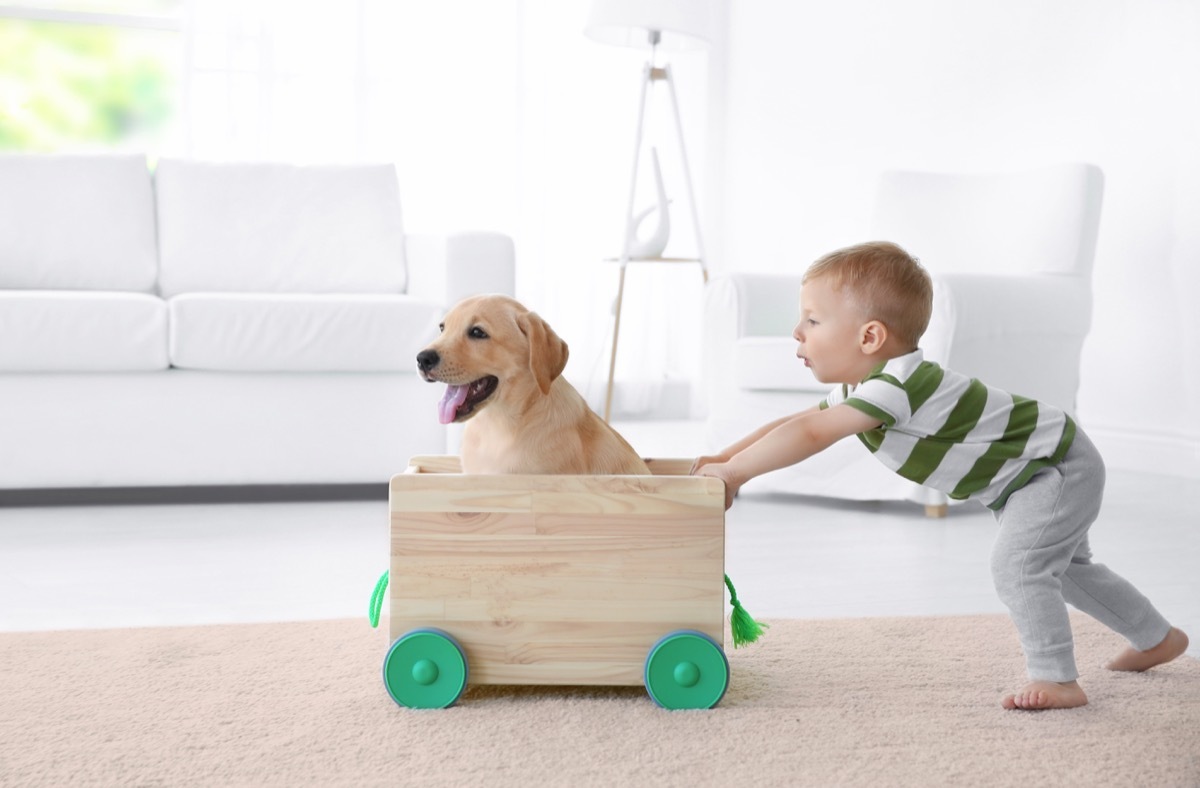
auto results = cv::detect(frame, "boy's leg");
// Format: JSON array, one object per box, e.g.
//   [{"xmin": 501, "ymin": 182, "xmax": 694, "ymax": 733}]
[
  {"xmin": 991, "ymin": 460, "xmax": 1089, "ymax": 686},
  {"xmin": 1056, "ymin": 429, "xmax": 1176, "ymax": 662},
  {"xmin": 1060, "ymin": 535, "xmax": 1171, "ymax": 654},
  {"xmin": 992, "ymin": 429, "xmax": 1183, "ymax": 708},
  {"xmin": 992, "ymin": 467, "xmax": 1091, "ymax": 709}
]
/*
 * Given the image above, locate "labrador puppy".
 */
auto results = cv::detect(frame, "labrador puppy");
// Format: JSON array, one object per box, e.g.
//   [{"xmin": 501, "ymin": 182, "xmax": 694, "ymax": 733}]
[{"xmin": 416, "ymin": 294, "xmax": 650, "ymax": 476}]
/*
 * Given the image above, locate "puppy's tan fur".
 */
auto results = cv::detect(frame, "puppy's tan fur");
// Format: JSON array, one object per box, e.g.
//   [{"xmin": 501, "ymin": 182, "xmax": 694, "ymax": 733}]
[{"xmin": 419, "ymin": 294, "xmax": 650, "ymax": 475}]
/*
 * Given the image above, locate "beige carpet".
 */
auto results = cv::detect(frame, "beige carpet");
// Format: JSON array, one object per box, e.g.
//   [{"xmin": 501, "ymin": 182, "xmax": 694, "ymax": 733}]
[{"xmin": 2, "ymin": 614, "xmax": 1198, "ymax": 788}]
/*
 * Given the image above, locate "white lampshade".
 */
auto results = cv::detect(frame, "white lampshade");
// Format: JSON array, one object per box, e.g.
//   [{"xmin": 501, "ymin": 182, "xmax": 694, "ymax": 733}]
[{"xmin": 583, "ymin": 0, "xmax": 712, "ymax": 51}]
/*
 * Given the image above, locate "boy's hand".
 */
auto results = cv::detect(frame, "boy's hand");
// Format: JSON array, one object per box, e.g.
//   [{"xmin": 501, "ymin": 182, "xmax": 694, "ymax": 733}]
[{"xmin": 693, "ymin": 462, "xmax": 740, "ymax": 510}]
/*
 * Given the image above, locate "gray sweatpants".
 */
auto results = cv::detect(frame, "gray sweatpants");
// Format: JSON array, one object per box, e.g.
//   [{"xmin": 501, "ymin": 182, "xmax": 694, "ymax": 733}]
[{"xmin": 990, "ymin": 428, "xmax": 1171, "ymax": 682}]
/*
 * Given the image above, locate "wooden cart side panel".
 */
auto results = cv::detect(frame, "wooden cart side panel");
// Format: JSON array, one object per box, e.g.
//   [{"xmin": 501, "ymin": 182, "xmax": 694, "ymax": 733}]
[
  {"xmin": 406, "ymin": 622, "xmax": 709, "ymax": 685},
  {"xmin": 390, "ymin": 473, "xmax": 723, "ymax": 515},
  {"xmin": 643, "ymin": 458, "xmax": 696, "ymax": 476},
  {"xmin": 402, "ymin": 456, "xmax": 697, "ymax": 477},
  {"xmin": 404, "ymin": 456, "xmax": 462, "ymax": 474},
  {"xmin": 388, "ymin": 469, "xmax": 725, "ymax": 686},
  {"xmin": 393, "ymin": 510, "xmax": 718, "ymax": 536}
]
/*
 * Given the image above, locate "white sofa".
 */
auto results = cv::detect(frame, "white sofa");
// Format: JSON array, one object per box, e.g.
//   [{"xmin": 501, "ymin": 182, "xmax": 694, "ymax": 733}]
[
  {"xmin": 703, "ymin": 164, "xmax": 1104, "ymax": 513},
  {"xmin": 0, "ymin": 154, "xmax": 514, "ymax": 493}
]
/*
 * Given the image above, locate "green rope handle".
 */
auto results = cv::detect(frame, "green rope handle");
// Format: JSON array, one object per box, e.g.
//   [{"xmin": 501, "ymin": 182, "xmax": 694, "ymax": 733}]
[
  {"xmin": 725, "ymin": 573, "xmax": 768, "ymax": 648},
  {"xmin": 368, "ymin": 570, "xmax": 389, "ymax": 628}
]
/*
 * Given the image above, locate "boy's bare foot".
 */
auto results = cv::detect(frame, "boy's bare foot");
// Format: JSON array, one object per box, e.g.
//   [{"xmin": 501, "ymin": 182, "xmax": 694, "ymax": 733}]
[
  {"xmin": 1105, "ymin": 627, "xmax": 1190, "ymax": 672},
  {"xmin": 1001, "ymin": 680, "xmax": 1088, "ymax": 710}
]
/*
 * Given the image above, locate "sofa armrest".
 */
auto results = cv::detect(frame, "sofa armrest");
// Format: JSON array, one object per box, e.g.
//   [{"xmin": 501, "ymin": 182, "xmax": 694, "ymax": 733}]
[
  {"xmin": 935, "ymin": 273, "xmax": 1091, "ymax": 342},
  {"xmin": 930, "ymin": 272, "xmax": 1092, "ymax": 412},
  {"xmin": 702, "ymin": 273, "xmax": 813, "ymax": 411},
  {"xmin": 715, "ymin": 272, "xmax": 804, "ymax": 337},
  {"xmin": 404, "ymin": 231, "xmax": 516, "ymax": 307}
]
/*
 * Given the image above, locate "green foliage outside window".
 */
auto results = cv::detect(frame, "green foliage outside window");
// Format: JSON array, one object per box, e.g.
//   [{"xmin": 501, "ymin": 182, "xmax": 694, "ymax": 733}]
[{"xmin": 0, "ymin": 17, "xmax": 177, "ymax": 151}]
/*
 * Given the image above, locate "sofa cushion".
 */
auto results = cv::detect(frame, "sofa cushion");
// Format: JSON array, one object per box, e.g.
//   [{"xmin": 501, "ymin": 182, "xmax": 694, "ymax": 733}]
[
  {"xmin": 0, "ymin": 291, "xmax": 168, "ymax": 371},
  {"xmin": 155, "ymin": 160, "xmax": 407, "ymax": 297},
  {"xmin": 733, "ymin": 336, "xmax": 827, "ymax": 392},
  {"xmin": 0, "ymin": 154, "xmax": 158, "ymax": 291},
  {"xmin": 168, "ymin": 294, "xmax": 441, "ymax": 371}
]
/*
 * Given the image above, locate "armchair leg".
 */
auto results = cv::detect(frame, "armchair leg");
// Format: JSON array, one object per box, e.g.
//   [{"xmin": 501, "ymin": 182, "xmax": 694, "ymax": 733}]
[{"xmin": 924, "ymin": 503, "xmax": 949, "ymax": 518}]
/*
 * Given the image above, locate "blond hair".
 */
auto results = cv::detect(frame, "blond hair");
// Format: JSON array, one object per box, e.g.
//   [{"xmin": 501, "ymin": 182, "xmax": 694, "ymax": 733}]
[{"xmin": 803, "ymin": 241, "xmax": 933, "ymax": 349}]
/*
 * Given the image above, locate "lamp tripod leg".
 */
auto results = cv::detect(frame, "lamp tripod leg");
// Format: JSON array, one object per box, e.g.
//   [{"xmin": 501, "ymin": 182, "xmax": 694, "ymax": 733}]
[
  {"xmin": 605, "ymin": 63, "xmax": 654, "ymax": 424},
  {"xmin": 604, "ymin": 263, "xmax": 628, "ymax": 424},
  {"xmin": 662, "ymin": 64, "xmax": 706, "ymax": 272}
]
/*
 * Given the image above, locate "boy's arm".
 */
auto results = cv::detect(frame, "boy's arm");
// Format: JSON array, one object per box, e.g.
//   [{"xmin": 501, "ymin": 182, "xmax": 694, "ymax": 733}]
[
  {"xmin": 696, "ymin": 404, "xmax": 882, "ymax": 508},
  {"xmin": 691, "ymin": 405, "xmax": 822, "ymax": 473}
]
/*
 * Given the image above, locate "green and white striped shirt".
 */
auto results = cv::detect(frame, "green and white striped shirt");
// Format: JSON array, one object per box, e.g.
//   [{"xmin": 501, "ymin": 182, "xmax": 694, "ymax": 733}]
[{"xmin": 821, "ymin": 349, "xmax": 1075, "ymax": 509}]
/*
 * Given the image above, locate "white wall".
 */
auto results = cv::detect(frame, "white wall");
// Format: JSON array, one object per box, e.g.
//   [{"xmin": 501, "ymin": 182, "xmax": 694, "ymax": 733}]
[{"xmin": 713, "ymin": 0, "xmax": 1200, "ymax": 477}]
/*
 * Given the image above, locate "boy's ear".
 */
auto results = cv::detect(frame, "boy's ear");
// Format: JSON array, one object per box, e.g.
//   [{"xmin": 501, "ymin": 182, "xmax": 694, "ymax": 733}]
[{"xmin": 859, "ymin": 320, "xmax": 888, "ymax": 355}]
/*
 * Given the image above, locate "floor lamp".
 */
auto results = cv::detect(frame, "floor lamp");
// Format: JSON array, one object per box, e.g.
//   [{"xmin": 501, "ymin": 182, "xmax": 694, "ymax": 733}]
[{"xmin": 584, "ymin": 0, "xmax": 712, "ymax": 423}]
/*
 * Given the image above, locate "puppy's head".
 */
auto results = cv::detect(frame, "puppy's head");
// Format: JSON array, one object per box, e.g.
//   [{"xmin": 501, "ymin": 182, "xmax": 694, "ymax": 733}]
[{"xmin": 416, "ymin": 294, "xmax": 569, "ymax": 424}]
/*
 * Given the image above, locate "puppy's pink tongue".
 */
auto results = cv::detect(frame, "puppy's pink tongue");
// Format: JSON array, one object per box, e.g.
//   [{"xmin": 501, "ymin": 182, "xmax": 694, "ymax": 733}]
[{"xmin": 438, "ymin": 384, "xmax": 469, "ymax": 424}]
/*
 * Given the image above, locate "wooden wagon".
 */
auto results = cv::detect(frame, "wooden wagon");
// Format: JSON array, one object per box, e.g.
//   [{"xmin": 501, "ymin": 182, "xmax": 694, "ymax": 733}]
[{"xmin": 381, "ymin": 456, "xmax": 729, "ymax": 709}]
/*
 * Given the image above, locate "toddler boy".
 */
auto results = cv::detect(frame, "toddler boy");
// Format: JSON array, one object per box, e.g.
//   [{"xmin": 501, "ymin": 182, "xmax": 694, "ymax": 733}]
[{"xmin": 694, "ymin": 241, "xmax": 1189, "ymax": 709}]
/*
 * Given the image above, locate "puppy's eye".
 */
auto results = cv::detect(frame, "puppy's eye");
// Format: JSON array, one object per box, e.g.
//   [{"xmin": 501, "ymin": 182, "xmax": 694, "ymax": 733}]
[
  {"xmin": 468, "ymin": 326, "xmax": 489, "ymax": 340},
  {"xmin": 438, "ymin": 323, "xmax": 445, "ymax": 333}
]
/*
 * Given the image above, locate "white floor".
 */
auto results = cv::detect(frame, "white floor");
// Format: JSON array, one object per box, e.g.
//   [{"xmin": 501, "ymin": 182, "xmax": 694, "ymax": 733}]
[{"xmin": 1, "ymin": 421, "xmax": 1196, "ymax": 659}]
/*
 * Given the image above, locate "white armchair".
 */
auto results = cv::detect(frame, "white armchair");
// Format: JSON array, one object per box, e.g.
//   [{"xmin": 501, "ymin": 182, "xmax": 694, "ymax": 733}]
[{"xmin": 702, "ymin": 163, "xmax": 1104, "ymax": 515}]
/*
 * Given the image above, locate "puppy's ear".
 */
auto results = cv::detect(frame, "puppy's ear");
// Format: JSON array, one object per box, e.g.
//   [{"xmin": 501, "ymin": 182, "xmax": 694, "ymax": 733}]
[{"xmin": 517, "ymin": 311, "xmax": 569, "ymax": 395}]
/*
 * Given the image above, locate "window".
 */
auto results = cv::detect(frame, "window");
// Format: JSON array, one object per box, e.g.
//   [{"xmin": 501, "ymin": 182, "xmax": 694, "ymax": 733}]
[{"xmin": 0, "ymin": 1, "xmax": 182, "ymax": 151}]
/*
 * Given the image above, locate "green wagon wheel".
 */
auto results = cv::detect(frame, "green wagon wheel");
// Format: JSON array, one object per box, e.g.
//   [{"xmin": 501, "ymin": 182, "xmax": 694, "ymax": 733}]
[
  {"xmin": 382, "ymin": 628, "xmax": 469, "ymax": 709},
  {"xmin": 644, "ymin": 630, "xmax": 729, "ymax": 710}
]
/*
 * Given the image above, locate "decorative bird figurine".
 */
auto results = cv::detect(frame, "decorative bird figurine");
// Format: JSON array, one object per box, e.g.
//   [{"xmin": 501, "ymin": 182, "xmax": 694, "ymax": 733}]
[{"xmin": 626, "ymin": 147, "xmax": 671, "ymax": 259}]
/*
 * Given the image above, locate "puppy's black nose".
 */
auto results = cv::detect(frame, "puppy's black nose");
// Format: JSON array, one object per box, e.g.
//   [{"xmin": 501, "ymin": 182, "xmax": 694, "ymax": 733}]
[{"xmin": 416, "ymin": 349, "xmax": 440, "ymax": 373}]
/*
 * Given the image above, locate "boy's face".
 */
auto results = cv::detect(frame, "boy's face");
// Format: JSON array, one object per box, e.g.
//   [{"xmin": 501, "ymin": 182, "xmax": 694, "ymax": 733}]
[{"xmin": 793, "ymin": 277, "xmax": 880, "ymax": 385}]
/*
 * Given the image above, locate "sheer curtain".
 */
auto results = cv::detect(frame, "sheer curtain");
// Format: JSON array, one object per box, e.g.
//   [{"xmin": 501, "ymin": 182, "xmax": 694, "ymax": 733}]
[{"xmin": 180, "ymin": 0, "xmax": 710, "ymax": 417}]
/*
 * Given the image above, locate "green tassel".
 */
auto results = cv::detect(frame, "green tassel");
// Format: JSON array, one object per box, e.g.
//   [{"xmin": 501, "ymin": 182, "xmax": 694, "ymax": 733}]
[
  {"xmin": 368, "ymin": 570, "xmax": 389, "ymax": 628},
  {"xmin": 725, "ymin": 573, "xmax": 768, "ymax": 648}
]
